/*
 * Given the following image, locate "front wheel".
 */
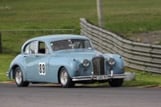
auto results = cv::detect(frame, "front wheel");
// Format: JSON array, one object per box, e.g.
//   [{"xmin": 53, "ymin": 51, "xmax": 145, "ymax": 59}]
[
  {"xmin": 59, "ymin": 68, "xmax": 74, "ymax": 88},
  {"xmin": 108, "ymin": 79, "xmax": 124, "ymax": 87},
  {"xmin": 15, "ymin": 67, "xmax": 29, "ymax": 87}
]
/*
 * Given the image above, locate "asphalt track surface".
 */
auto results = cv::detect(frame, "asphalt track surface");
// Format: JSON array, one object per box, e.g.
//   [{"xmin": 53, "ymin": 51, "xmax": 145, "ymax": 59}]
[{"xmin": 0, "ymin": 83, "xmax": 161, "ymax": 107}]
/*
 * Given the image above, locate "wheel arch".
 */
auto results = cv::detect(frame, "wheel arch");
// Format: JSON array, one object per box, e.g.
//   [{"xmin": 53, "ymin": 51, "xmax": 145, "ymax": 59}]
[
  {"xmin": 57, "ymin": 66, "xmax": 74, "ymax": 83},
  {"xmin": 10, "ymin": 64, "xmax": 26, "ymax": 80},
  {"xmin": 11, "ymin": 65, "xmax": 20, "ymax": 79}
]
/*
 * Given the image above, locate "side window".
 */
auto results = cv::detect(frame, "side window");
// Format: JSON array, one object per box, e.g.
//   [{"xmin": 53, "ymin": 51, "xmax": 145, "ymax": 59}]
[
  {"xmin": 84, "ymin": 40, "xmax": 91, "ymax": 48},
  {"xmin": 24, "ymin": 41, "xmax": 38, "ymax": 54},
  {"xmin": 51, "ymin": 40, "xmax": 70, "ymax": 51},
  {"xmin": 38, "ymin": 41, "xmax": 46, "ymax": 54}
]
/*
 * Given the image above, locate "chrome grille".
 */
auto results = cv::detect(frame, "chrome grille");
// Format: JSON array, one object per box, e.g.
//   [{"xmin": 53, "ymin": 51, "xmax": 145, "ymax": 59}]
[{"xmin": 92, "ymin": 56, "xmax": 105, "ymax": 75}]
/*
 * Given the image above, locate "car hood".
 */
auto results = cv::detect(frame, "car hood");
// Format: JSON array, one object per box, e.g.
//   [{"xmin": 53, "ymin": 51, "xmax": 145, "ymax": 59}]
[{"xmin": 52, "ymin": 49, "xmax": 103, "ymax": 60}]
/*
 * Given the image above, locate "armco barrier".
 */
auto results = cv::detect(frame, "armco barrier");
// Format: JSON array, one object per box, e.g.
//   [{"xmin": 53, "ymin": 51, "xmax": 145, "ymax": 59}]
[{"xmin": 80, "ymin": 18, "xmax": 161, "ymax": 73}]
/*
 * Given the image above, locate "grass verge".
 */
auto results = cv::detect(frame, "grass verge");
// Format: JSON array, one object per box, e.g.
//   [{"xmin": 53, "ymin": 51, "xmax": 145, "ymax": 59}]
[
  {"xmin": 124, "ymin": 68, "xmax": 161, "ymax": 87},
  {"xmin": 0, "ymin": 54, "xmax": 15, "ymax": 81}
]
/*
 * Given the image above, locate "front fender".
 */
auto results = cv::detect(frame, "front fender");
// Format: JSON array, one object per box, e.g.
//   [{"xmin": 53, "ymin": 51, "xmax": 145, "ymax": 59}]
[
  {"xmin": 64, "ymin": 60, "xmax": 79, "ymax": 77},
  {"xmin": 55, "ymin": 58, "xmax": 79, "ymax": 77},
  {"xmin": 49, "ymin": 57, "xmax": 79, "ymax": 82}
]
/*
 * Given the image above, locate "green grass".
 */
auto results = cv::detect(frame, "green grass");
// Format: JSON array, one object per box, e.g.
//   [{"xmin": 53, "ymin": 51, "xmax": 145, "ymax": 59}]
[
  {"xmin": 0, "ymin": 0, "xmax": 96, "ymax": 31},
  {"xmin": 103, "ymin": 0, "xmax": 161, "ymax": 35},
  {"xmin": 0, "ymin": 0, "xmax": 161, "ymax": 35},
  {"xmin": 1, "ymin": 0, "xmax": 161, "ymax": 86},
  {"xmin": 1, "ymin": 30, "xmax": 75, "ymax": 54},
  {"xmin": 1, "ymin": 0, "xmax": 161, "ymax": 53},
  {"xmin": 0, "ymin": 54, "xmax": 14, "ymax": 81},
  {"xmin": 124, "ymin": 69, "xmax": 161, "ymax": 87}
]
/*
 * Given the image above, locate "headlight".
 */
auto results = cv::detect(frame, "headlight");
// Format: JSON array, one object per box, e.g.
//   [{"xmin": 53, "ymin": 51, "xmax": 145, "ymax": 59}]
[
  {"xmin": 82, "ymin": 59, "xmax": 90, "ymax": 67},
  {"xmin": 108, "ymin": 57, "xmax": 116, "ymax": 66}
]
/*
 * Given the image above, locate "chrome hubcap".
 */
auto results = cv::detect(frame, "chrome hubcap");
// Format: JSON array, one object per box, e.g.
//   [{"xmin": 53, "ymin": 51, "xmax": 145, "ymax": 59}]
[
  {"xmin": 15, "ymin": 70, "xmax": 22, "ymax": 84},
  {"xmin": 60, "ymin": 70, "xmax": 68, "ymax": 85}
]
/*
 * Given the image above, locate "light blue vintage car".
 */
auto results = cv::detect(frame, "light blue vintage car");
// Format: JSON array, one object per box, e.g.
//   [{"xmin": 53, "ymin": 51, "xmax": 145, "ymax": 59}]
[{"xmin": 7, "ymin": 34, "xmax": 126, "ymax": 88}]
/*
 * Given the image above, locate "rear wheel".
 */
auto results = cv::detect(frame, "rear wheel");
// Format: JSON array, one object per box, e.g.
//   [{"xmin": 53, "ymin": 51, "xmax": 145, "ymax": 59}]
[
  {"xmin": 15, "ymin": 67, "xmax": 29, "ymax": 87},
  {"xmin": 59, "ymin": 68, "xmax": 74, "ymax": 88},
  {"xmin": 108, "ymin": 79, "xmax": 123, "ymax": 87}
]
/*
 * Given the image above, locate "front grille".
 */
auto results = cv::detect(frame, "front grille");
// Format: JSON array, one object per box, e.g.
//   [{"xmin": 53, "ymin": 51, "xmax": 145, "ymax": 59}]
[{"xmin": 92, "ymin": 56, "xmax": 105, "ymax": 75}]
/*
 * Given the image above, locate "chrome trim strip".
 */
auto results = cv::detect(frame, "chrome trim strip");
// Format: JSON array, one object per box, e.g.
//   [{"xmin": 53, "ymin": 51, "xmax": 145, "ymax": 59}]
[{"xmin": 72, "ymin": 74, "xmax": 127, "ymax": 82}]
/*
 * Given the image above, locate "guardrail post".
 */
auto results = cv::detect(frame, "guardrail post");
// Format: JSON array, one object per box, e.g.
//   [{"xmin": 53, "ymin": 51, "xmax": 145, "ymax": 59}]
[
  {"xmin": 96, "ymin": 0, "xmax": 104, "ymax": 27},
  {"xmin": 0, "ymin": 32, "xmax": 2, "ymax": 53}
]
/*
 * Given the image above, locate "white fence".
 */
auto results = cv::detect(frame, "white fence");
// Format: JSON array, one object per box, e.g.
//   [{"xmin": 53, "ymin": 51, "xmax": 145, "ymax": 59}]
[{"xmin": 80, "ymin": 18, "xmax": 161, "ymax": 73}]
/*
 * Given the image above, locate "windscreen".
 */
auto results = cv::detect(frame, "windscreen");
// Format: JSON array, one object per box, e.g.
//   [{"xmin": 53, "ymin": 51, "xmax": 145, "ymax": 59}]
[{"xmin": 51, "ymin": 39, "xmax": 92, "ymax": 51}]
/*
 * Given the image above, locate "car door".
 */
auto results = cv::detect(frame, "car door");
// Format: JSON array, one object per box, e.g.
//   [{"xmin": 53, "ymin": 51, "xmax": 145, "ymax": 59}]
[
  {"xmin": 35, "ymin": 41, "xmax": 49, "ymax": 82},
  {"xmin": 24, "ymin": 40, "xmax": 51, "ymax": 82},
  {"xmin": 23, "ymin": 40, "xmax": 41, "ymax": 81}
]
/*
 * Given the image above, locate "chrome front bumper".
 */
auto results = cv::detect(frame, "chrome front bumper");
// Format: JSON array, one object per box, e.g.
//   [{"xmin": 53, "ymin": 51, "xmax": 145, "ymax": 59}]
[{"xmin": 72, "ymin": 74, "xmax": 127, "ymax": 82}]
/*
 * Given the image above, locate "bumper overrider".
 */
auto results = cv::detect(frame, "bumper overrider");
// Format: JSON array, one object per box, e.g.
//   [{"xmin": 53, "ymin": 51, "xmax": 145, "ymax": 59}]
[{"xmin": 72, "ymin": 73, "xmax": 127, "ymax": 82}]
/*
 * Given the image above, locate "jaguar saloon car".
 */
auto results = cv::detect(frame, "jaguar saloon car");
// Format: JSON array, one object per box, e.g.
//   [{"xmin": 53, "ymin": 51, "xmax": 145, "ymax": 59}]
[{"xmin": 7, "ymin": 34, "xmax": 126, "ymax": 88}]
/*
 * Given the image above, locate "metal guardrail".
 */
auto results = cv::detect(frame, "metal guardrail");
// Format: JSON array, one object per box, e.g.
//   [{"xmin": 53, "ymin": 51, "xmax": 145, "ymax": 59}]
[{"xmin": 80, "ymin": 18, "xmax": 161, "ymax": 73}]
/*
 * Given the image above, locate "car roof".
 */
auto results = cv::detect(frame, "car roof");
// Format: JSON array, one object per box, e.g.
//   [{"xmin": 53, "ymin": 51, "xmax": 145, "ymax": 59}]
[
  {"xmin": 28, "ymin": 34, "xmax": 89, "ymax": 42},
  {"xmin": 21, "ymin": 34, "xmax": 91, "ymax": 53}
]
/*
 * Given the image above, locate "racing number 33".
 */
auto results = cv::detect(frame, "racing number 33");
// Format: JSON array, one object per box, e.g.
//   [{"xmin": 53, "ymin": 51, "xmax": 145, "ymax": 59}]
[{"xmin": 39, "ymin": 63, "xmax": 46, "ymax": 75}]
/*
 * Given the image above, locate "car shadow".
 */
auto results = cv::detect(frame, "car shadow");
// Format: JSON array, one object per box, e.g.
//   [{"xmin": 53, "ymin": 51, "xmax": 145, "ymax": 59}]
[{"xmin": 28, "ymin": 83, "xmax": 112, "ymax": 88}]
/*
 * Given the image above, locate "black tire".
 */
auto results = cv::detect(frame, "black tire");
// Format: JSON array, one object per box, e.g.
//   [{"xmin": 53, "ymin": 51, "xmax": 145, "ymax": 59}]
[
  {"xmin": 15, "ymin": 67, "xmax": 29, "ymax": 87},
  {"xmin": 59, "ymin": 67, "xmax": 74, "ymax": 88},
  {"xmin": 108, "ymin": 79, "xmax": 124, "ymax": 87}
]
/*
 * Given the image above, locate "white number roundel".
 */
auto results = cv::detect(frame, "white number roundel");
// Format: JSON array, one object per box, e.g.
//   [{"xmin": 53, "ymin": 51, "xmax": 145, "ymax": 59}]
[{"xmin": 39, "ymin": 63, "xmax": 46, "ymax": 75}]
